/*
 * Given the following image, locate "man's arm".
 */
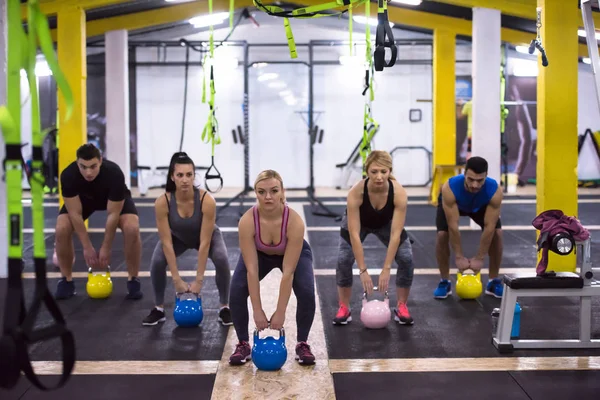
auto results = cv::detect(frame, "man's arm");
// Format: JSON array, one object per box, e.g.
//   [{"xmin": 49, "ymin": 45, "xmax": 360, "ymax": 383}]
[
  {"xmin": 196, "ymin": 193, "xmax": 217, "ymax": 284},
  {"xmin": 383, "ymin": 182, "xmax": 407, "ymax": 270},
  {"xmin": 441, "ymin": 183, "xmax": 464, "ymax": 257},
  {"xmin": 101, "ymin": 199, "xmax": 124, "ymax": 250},
  {"xmin": 63, "ymin": 196, "xmax": 93, "ymax": 250},
  {"xmin": 347, "ymin": 185, "xmax": 366, "ymax": 272},
  {"xmin": 277, "ymin": 212, "xmax": 305, "ymax": 314},
  {"xmin": 239, "ymin": 212, "xmax": 262, "ymax": 313},
  {"xmin": 475, "ymin": 187, "xmax": 503, "ymax": 259}
]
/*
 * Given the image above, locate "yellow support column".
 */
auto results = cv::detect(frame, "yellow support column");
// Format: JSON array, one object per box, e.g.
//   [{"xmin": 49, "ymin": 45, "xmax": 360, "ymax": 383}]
[
  {"xmin": 430, "ymin": 29, "xmax": 457, "ymax": 205},
  {"xmin": 57, "ymin": 6, "xmax": 87, "ymax": 207},
  {"xmin": 536, "ymin": 0, "xmax": 579, "ymax": 271}
]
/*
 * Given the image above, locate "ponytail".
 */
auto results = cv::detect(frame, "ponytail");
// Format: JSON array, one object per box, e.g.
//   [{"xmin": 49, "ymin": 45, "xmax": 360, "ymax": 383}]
[{"xmin": 165, "ymin": 152, "xmax": 195, "ymax": 192}]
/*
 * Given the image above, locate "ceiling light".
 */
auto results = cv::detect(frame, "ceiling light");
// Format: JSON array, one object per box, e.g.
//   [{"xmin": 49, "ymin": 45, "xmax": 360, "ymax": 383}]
[
  {"xmin": 352, "ymin": 15, "xmax": 394, "ymax": 28},
  {"xmin": 389, "ymin": 0, "xmax": 422, "ymax": 5},
  {"xmin": 189, "ymin": 12, "xmax": 229, "ymax": 28}
]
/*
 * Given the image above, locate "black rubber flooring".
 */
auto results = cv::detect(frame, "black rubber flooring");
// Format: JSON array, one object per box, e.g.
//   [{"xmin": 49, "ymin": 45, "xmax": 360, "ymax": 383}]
[
  {"xmin": 20, "ymin": 232, "xmax": 243, "ymax": 273},
  {"xmin": 332, "ymin": 370, "xmax": 600, "ymax": 400},
  {"xmin": 316, "ymin": 275, "xmax": 600, "ymax": 359},
  {"xmin": 0, "ymin": 277, "xmax": 230, "ymax": 362},
  {"xmin": 4, "ymin": 375, "xmax": 215, "ymax": 400},
  {"xmin": 303, "ymin": 202, "xmax": 600, "ymax": 227}
]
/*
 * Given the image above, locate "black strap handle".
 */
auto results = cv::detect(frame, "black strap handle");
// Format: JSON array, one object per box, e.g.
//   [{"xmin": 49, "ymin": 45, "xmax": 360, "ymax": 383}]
[
  {"xmin": 374, "ymin": 7, "xmax": 397, "ymax": 71},
  {"xmin": 204, "ymin": 156, "xmax": 224, "ymax": 193},
  {"xmin": 0, "ymin": 258, "xmax": 75, "ymax": 391}
]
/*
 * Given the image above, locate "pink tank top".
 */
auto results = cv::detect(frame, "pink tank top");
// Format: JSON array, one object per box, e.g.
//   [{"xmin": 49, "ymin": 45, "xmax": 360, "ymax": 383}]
[{"xmin": 253, "ymin": 204, "xmax": 289, "ymax": 253}]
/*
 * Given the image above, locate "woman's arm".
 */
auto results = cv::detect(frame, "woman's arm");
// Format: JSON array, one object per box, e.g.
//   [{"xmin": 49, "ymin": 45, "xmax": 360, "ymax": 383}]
[
  {"xmin": 155, "ymin": 195, "xmax": 180, "ymax": 280},
  {"xmin": 346, "ymin": 184, "xmax": 366, "ymax": 272},
  {"xmin": 238, "ymin": 211, "xmax": 262, "ymax": 313},
  {"xmin": 382, "ymin": 182, "xmax": 408, "ymax": 270},
  {"xmin": 276, "ymin": 211, "xmax": 305, "ymax": 315},
  {"xmin": 194, "ymin": 192, "xmax": 216, "ymax": 291}
]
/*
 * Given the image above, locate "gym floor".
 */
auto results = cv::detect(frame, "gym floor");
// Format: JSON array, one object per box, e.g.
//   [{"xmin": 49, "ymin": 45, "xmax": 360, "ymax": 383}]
[{"xmin": 2, "ymin": 187, "xmax": 600, "ymax": 400}]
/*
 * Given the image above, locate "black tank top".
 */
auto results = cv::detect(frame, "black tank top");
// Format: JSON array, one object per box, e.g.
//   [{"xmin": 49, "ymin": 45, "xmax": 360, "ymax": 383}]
[{"xmin": 359, "ymin": 179, "xmax": 395, "ymax": 229}]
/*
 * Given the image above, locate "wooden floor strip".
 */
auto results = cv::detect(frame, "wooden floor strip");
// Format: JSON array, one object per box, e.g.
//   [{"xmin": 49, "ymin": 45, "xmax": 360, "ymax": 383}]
[
  {"xmin": 19, "ymin": 268, "xmax": 566, "ymax": 280},
  {"xmin": 30, "ymin": 360, "xmax": 219, "ymax": 375},
  {"xmin": 329, "ymin": 356, "xmax": 600, "ymax": 373},
  {"xmin": 209, "ymin": 203, "xmax": 335, "ymax": 400}
]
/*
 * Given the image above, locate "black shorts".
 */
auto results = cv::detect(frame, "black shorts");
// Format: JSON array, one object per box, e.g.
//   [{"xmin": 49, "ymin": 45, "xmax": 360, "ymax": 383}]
[
  {"xmin": 59, "ymin": 197, "xmax": 138, "ymax": 221},
  {"xmin": 436, "ymin": 194, "xmax": 501, "ymax": 232}
]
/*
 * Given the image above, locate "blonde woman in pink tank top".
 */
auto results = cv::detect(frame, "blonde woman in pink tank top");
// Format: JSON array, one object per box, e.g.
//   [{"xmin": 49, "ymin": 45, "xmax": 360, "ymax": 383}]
[{"xmin": 227, "ymin": 170, "xmax": 317, "ymax": 366}]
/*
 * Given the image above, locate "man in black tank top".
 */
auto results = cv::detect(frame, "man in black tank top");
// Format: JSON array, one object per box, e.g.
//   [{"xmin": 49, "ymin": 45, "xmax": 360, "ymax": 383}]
[
  {"xmin": 53, "ymin": 144, "xmax": 142, "ymax": 301},
  {"xmin": 333, "ymin": 151, "xmax": 415, "ymax": 326}
]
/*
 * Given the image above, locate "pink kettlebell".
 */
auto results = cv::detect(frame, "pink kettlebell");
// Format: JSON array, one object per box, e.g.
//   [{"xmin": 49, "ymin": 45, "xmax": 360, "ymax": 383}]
[{"xmin": 360, "ymin": 288, "xmax": 391, "ymax": 329}]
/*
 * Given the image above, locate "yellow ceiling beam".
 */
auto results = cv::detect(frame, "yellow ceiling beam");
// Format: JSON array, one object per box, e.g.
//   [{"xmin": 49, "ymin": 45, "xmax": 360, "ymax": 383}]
[
  {"xmin": 44, "ymin": 0, "xmax": 591, "ymax": 58},
  {"xmin": 22, "ymin": 0, "xmax": 133, "ymax": 19},
  {"xmin": 433, "ymin": 0, "xmax": 600, "ymax": 36}
]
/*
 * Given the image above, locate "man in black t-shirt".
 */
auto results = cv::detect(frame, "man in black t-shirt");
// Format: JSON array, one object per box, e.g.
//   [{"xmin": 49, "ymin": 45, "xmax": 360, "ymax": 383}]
[{"xmin": 53, "ymin": 144, "xmax": 143, "ymax": 300}]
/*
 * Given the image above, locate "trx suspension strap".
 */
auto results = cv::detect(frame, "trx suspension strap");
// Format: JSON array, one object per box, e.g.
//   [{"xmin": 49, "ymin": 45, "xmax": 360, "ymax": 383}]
[
  {"xmin": 374, "ymin": 0, "xmax": 396, "ymax": 71},
  {"xmin": 360, "ymin": 1, "xmax": 379, "ymax": 175},
  {"xmin": 253, "ymin": 0, "xmax": 365, "ymax": 60},
  {"xmin": 0, "ymin": 0, "xmax": 76, "ymax": 391},
  {"xmin": 529, "ymin": 7, "xmax": 549, "ymax": 67},
  {"xmin": 202, "ymin": 0, "xmax": 223, "ymax": 193},
  {"xmin": 500, "ymin": 44, "xmax": 510, "ymax": 192}
]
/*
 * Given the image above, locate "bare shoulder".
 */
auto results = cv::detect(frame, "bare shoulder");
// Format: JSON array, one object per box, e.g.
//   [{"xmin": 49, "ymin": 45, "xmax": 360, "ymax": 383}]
[
  {"xmin": 441, "ymin": 182, "xmax": 456, "ymax": 206},
  {"xmin": 285, "ymin": 207, "xmax": 305, "ymax": 237},
  {"xmin": 347, "ymin": 179, "xmax": 365, "ymax": 206},
  {"xmin": 200, "ymin": 189, "xmax": 217, "ymax": 209},
  {"xmin": 391, "ymin": 180, "xmax": 407, "ymax": 205},
  {"xmin": 155, "ymin": 193, "xmax": 168, "ymax": 210},
  {"xmin": 238, "ymin": 207, "xmax": 255, "ymax": 234},
  {"xmin": 490, "ymin": 185, "xmax": 504, "ymax": 206}
]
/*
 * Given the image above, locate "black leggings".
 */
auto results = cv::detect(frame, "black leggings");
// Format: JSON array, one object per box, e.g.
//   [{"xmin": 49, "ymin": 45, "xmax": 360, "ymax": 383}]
[{"xmin": 229, "ymin": 240, "xmax": 316, "ymax": 343}]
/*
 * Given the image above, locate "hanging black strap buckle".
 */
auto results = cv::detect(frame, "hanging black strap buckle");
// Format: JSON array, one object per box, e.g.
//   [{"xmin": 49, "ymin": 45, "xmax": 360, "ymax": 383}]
[
  {"xmin": 374, "ymin": 1, "xmax": 397, "ymax": 71},
  {"xmin": 0, "ymin": 258, "xmax": 76, "ymax": 391}
]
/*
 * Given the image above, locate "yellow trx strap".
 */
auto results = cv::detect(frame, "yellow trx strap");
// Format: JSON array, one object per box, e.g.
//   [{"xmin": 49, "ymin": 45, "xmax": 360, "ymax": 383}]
[
  {"xmin": 359, "ymin": 1, "xmax": 379, "ymax": 174},
  {"xmin": 201, "ymin": 0, "xmax": 223, "ymax": 193},
  {"xmin": 0, "ymin": 0, "xmax": 75, "ymax": 391},
  {"xmin": 253, "ymin": 0, "xmax": 368, "ymax": 59}
]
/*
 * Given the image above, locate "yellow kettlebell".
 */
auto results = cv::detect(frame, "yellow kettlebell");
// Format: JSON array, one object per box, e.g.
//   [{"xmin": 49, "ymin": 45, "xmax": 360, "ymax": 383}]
[
  {"xmin": 456, "ymin": 271, "xmax": 483, "ymax": 300},
  {"xmin": 86, "ymin": 266, "xmax": 113, "ymax": 299}
]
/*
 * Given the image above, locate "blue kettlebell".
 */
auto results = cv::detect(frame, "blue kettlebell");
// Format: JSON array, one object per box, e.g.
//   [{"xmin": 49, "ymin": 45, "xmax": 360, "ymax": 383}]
[
  {"xmin": 252, "ymin": 328, "xmax": 287, "ymax": 371},
  {"xmin": 173, "ymin": 293, "xmax": 203, "ymax": 327}
]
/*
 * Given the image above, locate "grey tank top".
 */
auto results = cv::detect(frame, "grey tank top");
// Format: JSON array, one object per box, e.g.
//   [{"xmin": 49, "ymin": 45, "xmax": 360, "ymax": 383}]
[{"xmin": 165, "ymin": 187, "xmax": 207, "ymax": 249}]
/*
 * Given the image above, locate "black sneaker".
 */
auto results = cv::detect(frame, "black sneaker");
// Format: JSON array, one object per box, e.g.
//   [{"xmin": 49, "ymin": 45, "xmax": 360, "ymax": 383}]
[
  {"xmin": 142, "ymin": 308, "xmax": 166, "ymax": 326},
  {"xmin": 126, "ymin": 277, "xmax": 143, "ymax": 300},
  {"xmin": 55, "ymin": 278, "xmax": 76, "ymax": 300},
  {"xmin": 218, "ymin": 307, "xmax": 233, "ymax": 326}
]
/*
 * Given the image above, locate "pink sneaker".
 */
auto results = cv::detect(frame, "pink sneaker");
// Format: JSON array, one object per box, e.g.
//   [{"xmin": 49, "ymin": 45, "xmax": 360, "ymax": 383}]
[
  {"xmin": 394, "ymin": 303, "xmax": 414, "ymax": 325},
  {"xmin": 332, "ymin": 303, "xmax": 352, "ymax": 325}
]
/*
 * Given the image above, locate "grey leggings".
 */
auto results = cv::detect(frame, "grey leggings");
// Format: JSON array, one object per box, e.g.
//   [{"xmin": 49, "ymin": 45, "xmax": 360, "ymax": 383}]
[
  {"xmin": 150, "ymin": 227, "xmax": 231, "ymax": 305},
  {"xmin": 336, "ymin": 215, "xmax": 414, "ymax": 288}
]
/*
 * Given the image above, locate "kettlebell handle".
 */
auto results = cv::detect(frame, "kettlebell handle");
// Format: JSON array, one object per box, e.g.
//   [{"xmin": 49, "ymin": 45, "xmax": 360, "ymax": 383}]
[
  {"xmin": 253, "ymin": 326, "xmax": 285, "ymax": 339},
  {"xmin": 88, "ymin": 265, "xmax": 111, "ymax": 274},
  {"xmin": 363, "ymin": 287, "xmax": 389, "ymax": 299}
]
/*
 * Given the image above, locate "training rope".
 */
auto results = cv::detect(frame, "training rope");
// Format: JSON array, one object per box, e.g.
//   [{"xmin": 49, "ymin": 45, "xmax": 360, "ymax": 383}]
[
  {"xmin": 0, "ymin": 0, "xmax": 75, "ymax": 391},
  {"xmin": 529, "ymin": 7, "xmax": 549, "ymax": 67},
  {"xmin": 253, "ymin": 0, "xmax": 397, "ymax": 70},
  {"xmin": 201, "ymin": 0, "xmax": 224, "ymax": 193},
  {"xmin": 359, "ymin": 2, "xmax": 379, "ymax": 176}
]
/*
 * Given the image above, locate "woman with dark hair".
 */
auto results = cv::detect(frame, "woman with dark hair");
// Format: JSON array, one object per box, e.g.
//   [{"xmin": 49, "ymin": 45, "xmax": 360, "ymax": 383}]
[{"xmin": 142, "ymin": 152, "xmax": 232, "ymax": 326}]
